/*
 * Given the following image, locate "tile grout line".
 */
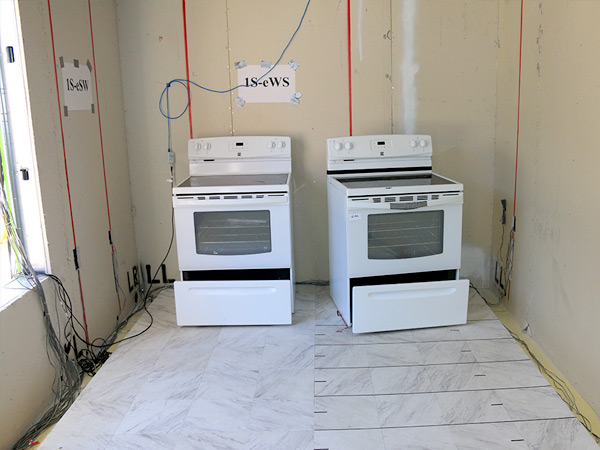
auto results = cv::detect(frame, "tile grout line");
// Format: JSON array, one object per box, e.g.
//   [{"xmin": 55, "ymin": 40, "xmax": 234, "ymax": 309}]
[
  {"xmin": 313, "ymin": 416, "xmax": 579, "ymax": 432},
  {"xmin": 313, "ymin": 384, "xmax": 553, "ymax": 398},
  {"xmin": 315, "ymin": 358, "xmax": 532, "ymax": 370},
  {"xmin": 313, "ymin": 337, "xmax": 516, "ymax": 345}
]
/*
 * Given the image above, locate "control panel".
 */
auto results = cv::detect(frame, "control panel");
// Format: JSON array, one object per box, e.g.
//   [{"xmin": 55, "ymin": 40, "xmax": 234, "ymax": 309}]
[
  {"xmin": 327, "ymin": 134, "xmax": 432, "ymax": 160},
  {"xmin": 189, "ymin": 136, "xmax": 290, "ymax": 160}
]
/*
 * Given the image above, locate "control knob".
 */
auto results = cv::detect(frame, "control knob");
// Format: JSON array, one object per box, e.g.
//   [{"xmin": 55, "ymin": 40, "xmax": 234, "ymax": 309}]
[
  {"xmin": 409, "ymin": 140, "xmax": 417, "ymax": 148},
  {"xmin": 344, "ymin": 142, "xmax": 353, "ymax": 150},
  {"xmin": 419, "ymin": 140, "xmax": 427, "ymax": 148},
  {"xmin": 334, "ymin": 142, "xmax": 343, "ymax": 151}
]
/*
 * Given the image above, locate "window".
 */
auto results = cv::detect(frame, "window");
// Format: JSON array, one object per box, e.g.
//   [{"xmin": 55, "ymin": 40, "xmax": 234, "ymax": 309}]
[{"xmin": 0, "ymin": 0, "xmax": 47, "ymax": 306}]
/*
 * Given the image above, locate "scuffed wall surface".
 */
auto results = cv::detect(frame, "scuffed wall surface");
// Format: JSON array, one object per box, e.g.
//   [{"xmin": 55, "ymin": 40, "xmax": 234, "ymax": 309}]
[
  {"xmin": 494, "ymin": 0, "xmax": 600, "ymax": 413},
  {"xmin": 118, "ymin": 0, "xmax": 499, "ymax": 283}
]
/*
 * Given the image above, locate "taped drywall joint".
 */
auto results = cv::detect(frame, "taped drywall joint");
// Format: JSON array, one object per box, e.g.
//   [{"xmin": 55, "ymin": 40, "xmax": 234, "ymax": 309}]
[
  {"xmin": 290, "ymin": 91, "xmax": 302, "ymax": 105},
  {"xmin": 234, "ymin": 60, "xmax": 247, "ymax": 69},
  {"xmin": 234, "ymin": 96, "xmax": 246, "ymax": 107},
  {"xmin": 261, "ymin": 60, "xmax": 271, "ymax": 68},
  {"xmin": 289, "ymin": 60, "xmax": 300, "ymax": 71}
]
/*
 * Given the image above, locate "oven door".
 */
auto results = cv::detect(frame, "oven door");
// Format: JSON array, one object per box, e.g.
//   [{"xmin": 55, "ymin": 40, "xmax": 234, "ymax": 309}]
[
  {"xmin": 173, "ymin": 193, "xmax": 292, "ymax": 271},
  {"xmin": 346, "ymin": 194, "xmax": 463, "ymax": 278}
]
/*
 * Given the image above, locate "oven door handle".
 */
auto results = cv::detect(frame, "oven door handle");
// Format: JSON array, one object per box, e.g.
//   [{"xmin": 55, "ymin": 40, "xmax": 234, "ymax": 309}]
[
  {"xmin": 173, "ymin": 196, "xmax": 289, "ymax": 207},
  {"xmin": 348, "ymin": 196, "xmax": 461, "ymax": 211}
]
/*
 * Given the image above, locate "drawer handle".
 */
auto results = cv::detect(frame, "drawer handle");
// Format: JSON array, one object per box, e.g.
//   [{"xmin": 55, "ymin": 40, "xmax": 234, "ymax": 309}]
[
  {"xmin": 189, "ymin": 287, "xmax": 277, "ymax": 296},
  {"xmin": 368, "ymin": 287, "xmax": 456, "ymax": 300}
]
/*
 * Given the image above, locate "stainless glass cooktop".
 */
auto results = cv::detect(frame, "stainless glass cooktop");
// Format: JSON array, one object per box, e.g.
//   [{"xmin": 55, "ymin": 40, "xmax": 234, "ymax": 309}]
[
  {"xmin": 178, "ymin": 173, "xmax": 289, "ymax": 188},
  {"xmin": 337, "ymin": 174, "xmax": 455, "ymax": 189}
]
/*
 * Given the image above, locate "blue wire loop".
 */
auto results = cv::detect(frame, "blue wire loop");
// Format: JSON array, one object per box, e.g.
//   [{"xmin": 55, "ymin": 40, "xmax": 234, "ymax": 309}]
[{"xmin": 159, "ymin": 0, "xmax": 311, "ymax": 121}]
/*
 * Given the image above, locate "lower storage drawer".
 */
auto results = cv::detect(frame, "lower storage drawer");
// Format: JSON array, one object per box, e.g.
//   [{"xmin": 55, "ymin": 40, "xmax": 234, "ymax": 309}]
[
  {"xmin": 174, "ymin": 279, "xmax": 292, "ymax": 326},
  {"xmin": 352, "ymin": 279, "xmax": 469, "ymax": 333}
]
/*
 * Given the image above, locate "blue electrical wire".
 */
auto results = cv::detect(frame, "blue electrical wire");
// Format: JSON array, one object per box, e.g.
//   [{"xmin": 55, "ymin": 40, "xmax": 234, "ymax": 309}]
[{"xmin": 159, "ymin": 0, "xmax": 312, "ymax": 121}]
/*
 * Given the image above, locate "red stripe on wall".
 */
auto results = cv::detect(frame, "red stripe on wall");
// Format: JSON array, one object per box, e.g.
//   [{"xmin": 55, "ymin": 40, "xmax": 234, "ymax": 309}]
[{"xmin": 347, "ymin": 0, "xmax": 353, "ymax": 136}]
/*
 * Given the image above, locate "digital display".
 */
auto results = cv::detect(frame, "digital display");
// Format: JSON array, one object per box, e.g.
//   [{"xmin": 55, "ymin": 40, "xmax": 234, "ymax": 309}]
[
  {"xmin": 236, "ymin": 142, "xmax": 244, "ymax": 147},
  {"xmin": 377, "ymin": 141, "xmax": 385, "ymax": 146}
]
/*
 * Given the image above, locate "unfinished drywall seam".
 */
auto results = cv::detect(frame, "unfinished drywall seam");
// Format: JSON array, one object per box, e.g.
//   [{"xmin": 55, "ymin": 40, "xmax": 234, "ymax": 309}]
[
  {"xmin": 389, "ymin": 0, "xmax": 394, "ymax": 133},
  {"xmin": 401, "ymin": 0, "xmax": 418, "ymax": 134},
  {"xmin": 523, "ymin": 0, "xmax": 545, "ymax": 324},
  {"xmin": 357, "ymin": 0, "xmax": 363, "ymax": 61},
  {"xmin": 182, "ymin": 0, "xmax": 193, "ymax": 139},
  {"xmin": 225, "ymin": 0, "xmax": 234, "ymax": 135},
  {"xmin": 87, "ymin": 0, "xmax": 122, "ymax": 312}
]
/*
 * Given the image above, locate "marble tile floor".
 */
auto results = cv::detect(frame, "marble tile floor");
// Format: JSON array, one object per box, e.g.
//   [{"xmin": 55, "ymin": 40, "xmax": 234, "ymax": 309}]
[{"xmin": 39, "ymin": 285, "xmax": 598, "ymax": 450}]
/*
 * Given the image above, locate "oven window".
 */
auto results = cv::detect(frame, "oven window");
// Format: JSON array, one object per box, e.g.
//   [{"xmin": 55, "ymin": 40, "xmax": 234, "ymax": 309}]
[
  {"xmin": 368, "ymin": 211, "xmax": 444, "ymax": 259},
  {"xmin": 193, "ymin": 210, "xmax": 272, "ymax": 255}
]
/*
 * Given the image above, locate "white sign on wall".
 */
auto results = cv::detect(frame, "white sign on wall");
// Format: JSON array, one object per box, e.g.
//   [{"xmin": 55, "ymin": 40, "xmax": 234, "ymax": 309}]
[
  {"xmin": 61, "ymin": 61, "xmax": 93, "ymax": 114},
  {"xmin": 237, "ymin": 65, "xmax": 296, "ymax": 104}
]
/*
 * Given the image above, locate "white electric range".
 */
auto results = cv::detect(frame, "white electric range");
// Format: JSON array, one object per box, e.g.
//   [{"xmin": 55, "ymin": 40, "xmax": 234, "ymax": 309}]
[
  {"xmin": 172, "ymin": 136, "xmax": 294, "ymax": 326},
  {"xmin": 327, "ymin": 134, "xmax": 469, "ymax": 333}
]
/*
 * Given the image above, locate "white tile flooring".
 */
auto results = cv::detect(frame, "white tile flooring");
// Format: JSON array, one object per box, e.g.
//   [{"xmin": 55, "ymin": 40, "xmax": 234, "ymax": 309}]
[{"xmin": 39, "ymin": 286, "xmax": 598, "ymax": 450}]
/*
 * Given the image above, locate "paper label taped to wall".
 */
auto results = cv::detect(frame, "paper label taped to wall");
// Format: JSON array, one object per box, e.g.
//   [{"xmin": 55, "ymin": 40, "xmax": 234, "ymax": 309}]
[
  {"xmin": 237, "ymin": 65, "xmax": 296, "ymax": 103},
  {"xmin": 62, "ymin": 62, "xmax": 93, "ymax": 112}
]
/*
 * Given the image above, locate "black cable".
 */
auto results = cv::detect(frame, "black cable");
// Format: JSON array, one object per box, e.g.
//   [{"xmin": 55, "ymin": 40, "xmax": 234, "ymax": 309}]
[
  {"xmin": 508, "ymin": 330, "xmax": 600, "ymax": 443},
  {"xmin": 70, "ymin": 203, "xmax": 176, "ymax": 352},
  {"xmin": 471, "ymin": 282, "xmax": 599, "ymax": 443},
  {"xmin": 2, "ymin": 164, "xmax": 81, "ymax": 450},
  {"xmin": 296, "ymin": 280, "xmax": 329, "ymax": 286},
  {"xmin": 469, "ymin": 282, "xmax": 501, "ymax": 307}
]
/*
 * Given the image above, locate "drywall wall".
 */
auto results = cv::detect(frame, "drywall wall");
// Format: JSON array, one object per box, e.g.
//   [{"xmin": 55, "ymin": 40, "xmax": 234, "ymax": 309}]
[
  {"xmin": 117, "ymin": 0, "xmax": 499, "ymax": 283},
  {"xmin": 494, "ymin": 0, "xmax": 600, "ymax": 413},
  {"xmin": 0, "ymin": 282, "xmax": 56, "ymax": 449},
  {"xmin": 0, "ymin": 0, "xmax": 137, "ymax": 446}
]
